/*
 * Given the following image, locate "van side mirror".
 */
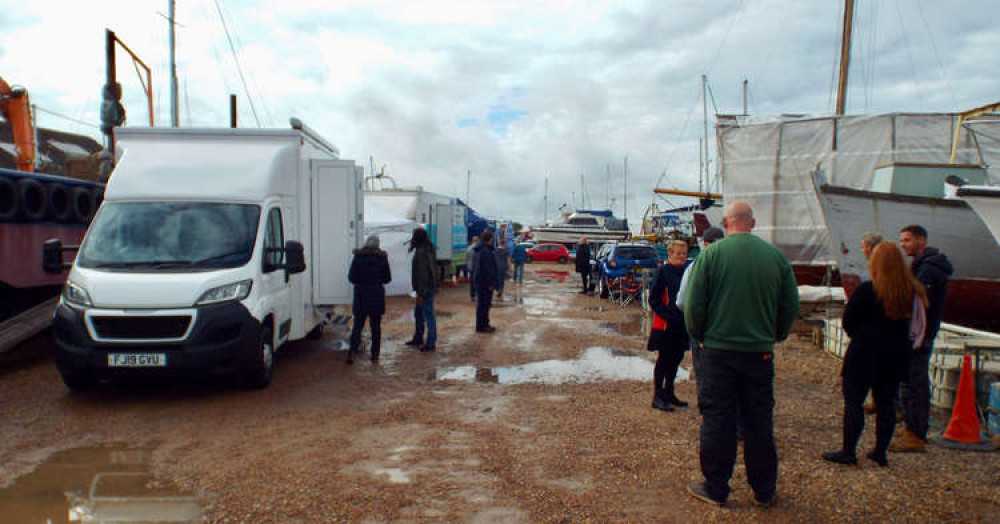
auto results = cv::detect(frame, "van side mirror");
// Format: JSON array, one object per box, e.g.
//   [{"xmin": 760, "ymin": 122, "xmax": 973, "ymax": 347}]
[
  {"xmin": 43, "ymin": 239, "xmax": 77, "ymax": 274},
  {"xmin": 284, "ymin": 241, "xmax": 306, "ymax": 276}
]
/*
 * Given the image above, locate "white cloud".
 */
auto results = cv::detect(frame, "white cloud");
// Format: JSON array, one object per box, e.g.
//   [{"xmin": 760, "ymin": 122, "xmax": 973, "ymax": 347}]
[{"xmin": 5, "ymin": 0, "xmax": 999, "ymax": 226}]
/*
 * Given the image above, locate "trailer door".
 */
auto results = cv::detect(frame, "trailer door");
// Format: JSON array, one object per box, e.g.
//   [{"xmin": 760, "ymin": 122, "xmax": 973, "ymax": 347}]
[{"xmin": 312, "ymin": 159, "xmax": 362, "ymax": 306}]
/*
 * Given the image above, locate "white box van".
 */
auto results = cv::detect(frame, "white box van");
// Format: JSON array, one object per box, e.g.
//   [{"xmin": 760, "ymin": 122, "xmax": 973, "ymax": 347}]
[
  {"xmin": 367, "ymin": 188, "xmax": 467, "ymax": 272},
  {"xmin": 43, "ymin": 119, "xmax": 362, "ymax": 389}
]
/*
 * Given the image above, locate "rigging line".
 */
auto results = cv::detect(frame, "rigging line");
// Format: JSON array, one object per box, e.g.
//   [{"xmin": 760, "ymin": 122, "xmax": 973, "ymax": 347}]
[
  {"xmin": 704, "ymin": 0, "xmax": 746, "ymax": 78},
  {"xmin": 893, "ymin": 0, "xmax": 924, "ymax": 110},
  {"xmin": 33, "ymin": 105, "xmax": 100, "ymax": 129},
  {"xmin": 220, "ymin": 0, "xmax": 274, "ymax": 127},
  {"xmin": 201, "ymin": 0, "xmax": 234, "ymax": 96},
  {"xmin": 862, "ymin": 0, "xmax": 877, "ymax": 111},
  {"xmin": 654, "ymin": 87, "xmax": 701, "ymax": 190},
  {"xmin": 214, "ymin": 0, "xmax": 260, "ymax": 127},
  {"xmin": 705, "ymin": 79, "xmax": 719, "ymax": 115},
  {"xmin": 914, "ymin": 0, "xmax": 957, "ymax": 109},
  {"xmin": 826, "ymin": 1, "xmax": 842, "ymax": 114}
]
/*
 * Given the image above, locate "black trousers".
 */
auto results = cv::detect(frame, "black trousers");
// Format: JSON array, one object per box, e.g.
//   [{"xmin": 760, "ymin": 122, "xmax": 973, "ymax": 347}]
[
  {"xmin": 698, "ymin": 347, "xmax": 777, "ymax": 503},
  {"xmin": 842, "ymin": 371, "xmax": 899, "ymax": 457},
  {"xmin": 579, "ymin": 270, "xmax": 590, "ymax": 291},
  {"xmin": 900, "ymin": 344, "xmax": 933, "ymax": 439},
  {"xmin": 654, "ymin": 344, "xmax": 686, "ymax": 399},
  {"xmin": 349, "ymin": 311, "xmax": 382, "ymax": 358},
  {"xmin": 475, "ymin": 285, "xmax": 493, "ymax": 330}
]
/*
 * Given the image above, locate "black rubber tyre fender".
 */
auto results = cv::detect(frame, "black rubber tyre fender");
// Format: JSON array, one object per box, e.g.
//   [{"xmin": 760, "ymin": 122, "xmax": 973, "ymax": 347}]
[
  {"xmin": 0, "ymin": 176, "xmax": 17, "ymax": 220},
  {"xmin": 45, "ymin": 183, "xmax": 73, "ymax": 222},
  {"xmin": 16, "ymin": 178, "xmax": 47, "ymax": 221},
  {"xmin": 92, "ymin": 186, "xmax": 105, "ymax": 214},
  {"xmin": 70, "ymin": 186, "xmax": 96, "ymax": 223}
]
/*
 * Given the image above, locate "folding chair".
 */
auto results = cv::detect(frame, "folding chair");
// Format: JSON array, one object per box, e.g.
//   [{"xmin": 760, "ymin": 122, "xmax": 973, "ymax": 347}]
[{"xmin": 615, "ymin": 269, "xmax": 644, "ymax": 308}]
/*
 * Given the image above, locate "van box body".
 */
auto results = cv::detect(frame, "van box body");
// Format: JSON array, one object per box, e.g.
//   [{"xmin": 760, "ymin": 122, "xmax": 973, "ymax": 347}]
[
  {"xmin": 50, "ymin": 123, "xmax": 362, "ymax": 388},
  {"xmin": 367, "ymin": 189, "xmax": 467, "ymax": 266}
]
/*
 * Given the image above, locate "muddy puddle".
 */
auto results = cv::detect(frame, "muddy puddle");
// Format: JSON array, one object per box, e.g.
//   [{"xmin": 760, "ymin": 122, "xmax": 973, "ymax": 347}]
[
  {"xmin": 519, "ymin": 297, "xmax": 558, "ymax": 316},
  {"xmin": 600, "ymin": 316, "xmax": 650, "ymax": 338},
  {"xmin": 532, "ymin": 269, "xmax": 570, "ymax": 283},
  {"xmin": 435, "ymin": 347, "xmax": 658, "ymax": 384},
  {"xmin": 0, "ymin": 445, "xmax": 201, "ymax": 523}
]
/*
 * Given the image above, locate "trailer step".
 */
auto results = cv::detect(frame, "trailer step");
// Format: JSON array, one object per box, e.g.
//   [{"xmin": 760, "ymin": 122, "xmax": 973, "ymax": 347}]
[{"xmin": 0, "ymin": 297, "xmax": 58, "ymax": 354}]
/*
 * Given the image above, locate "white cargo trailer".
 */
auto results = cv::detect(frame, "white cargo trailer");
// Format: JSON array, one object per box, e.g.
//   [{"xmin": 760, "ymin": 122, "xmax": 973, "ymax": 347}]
[
  {"xmin": 43, "ymin": 119, "xmax": 362, "ymax": 389},
  {"xmin": 366, "ymin": 188, "xmax": 467, "ymax": 273}
]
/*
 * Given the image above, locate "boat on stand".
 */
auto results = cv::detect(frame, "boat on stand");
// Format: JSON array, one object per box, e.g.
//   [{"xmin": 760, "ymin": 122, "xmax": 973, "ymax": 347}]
[
  {"xmin": 811, "ymin": 164, "xmax": 1000, "ymax": 331},
  {"xmin": 528, "ymin": 209, "xmax": 631, "ymax": 246}
]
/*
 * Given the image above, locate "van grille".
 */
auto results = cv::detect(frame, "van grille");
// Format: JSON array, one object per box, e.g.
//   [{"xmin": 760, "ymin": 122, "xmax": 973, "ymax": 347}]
[{"xmin": 90, "ymin": 316, "xmax": 192, "ymax": 340}]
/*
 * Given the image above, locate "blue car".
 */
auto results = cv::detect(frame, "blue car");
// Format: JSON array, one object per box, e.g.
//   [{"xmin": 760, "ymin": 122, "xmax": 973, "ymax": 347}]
[{"xmin": 593, "ymin": 242, "xmax": 659, "ymax": 298}]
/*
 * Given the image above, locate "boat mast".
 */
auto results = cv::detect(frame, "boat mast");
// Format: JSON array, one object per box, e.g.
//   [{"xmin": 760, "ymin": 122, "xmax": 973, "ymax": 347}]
[
  {"xmin": 835, "ymin": 0, "xmax": 855, "ymax": 116},
  {"xmin": 623, "ymin": 155, "xmax": 628, "ymax": 225},
  {"xmin": 701, "ymin": 74, "xmax": 708, "ymax": 193},
  {"xmin": 544, "ymin": 176, "xmax": 548, "ymax": 222},
  {"xmin": 169, "ymin": 0, "xmax": 179, "ymax": 127}
]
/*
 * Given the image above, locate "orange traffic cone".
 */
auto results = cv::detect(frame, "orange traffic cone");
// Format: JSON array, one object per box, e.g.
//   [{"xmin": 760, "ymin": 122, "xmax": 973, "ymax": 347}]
[
  {"xmin": 942, "ymin": 354, "xmax": 985, "ymax": 444},
  {"xmin": 450, "ymin": 275, "xmax": 458, "ymax": 287}
]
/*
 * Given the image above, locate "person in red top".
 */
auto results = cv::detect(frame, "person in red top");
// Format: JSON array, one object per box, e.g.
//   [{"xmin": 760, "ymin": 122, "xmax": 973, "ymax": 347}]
[{"xmin": 646, "ymin": 240, "xmax": 690, "ymax": 412}]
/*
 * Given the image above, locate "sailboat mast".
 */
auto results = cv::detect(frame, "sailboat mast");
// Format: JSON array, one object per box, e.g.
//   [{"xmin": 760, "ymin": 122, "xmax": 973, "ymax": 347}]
[
  {"xmin": 702, "ymin": 74, "xmax": 709, "ymax": 193},
  {"xmin": 835, "ymin": 0, "xmax": 855, "ymax": 116},
  {"xmin": 169, "ymin": 0, "xmax": 179, "ymax": 127},
  {"xmin": 623, "ymin": 155, "xmax": 628, "ymax": 225},
  {"xmin": 544, "ymin": 176, "xmax": 548, "ymax": 222}
]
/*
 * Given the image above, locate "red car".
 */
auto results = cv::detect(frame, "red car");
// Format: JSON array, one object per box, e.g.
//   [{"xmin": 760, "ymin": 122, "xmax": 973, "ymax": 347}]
[{"xmin": 526, "ymin": 243, "xmax": 570, "ymax": 263}]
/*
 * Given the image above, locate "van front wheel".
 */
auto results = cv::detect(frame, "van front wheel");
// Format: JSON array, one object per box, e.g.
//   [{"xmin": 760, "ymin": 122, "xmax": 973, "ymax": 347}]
[{"xmin": 243, "ymin": 325, "xmax": 275, "ymax": 389}]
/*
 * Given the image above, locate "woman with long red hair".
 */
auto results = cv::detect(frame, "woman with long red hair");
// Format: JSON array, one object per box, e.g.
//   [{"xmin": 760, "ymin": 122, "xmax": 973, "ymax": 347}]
[{"xmin": 823, "ymin": 242, "xmax": 928, "ymax": 467}]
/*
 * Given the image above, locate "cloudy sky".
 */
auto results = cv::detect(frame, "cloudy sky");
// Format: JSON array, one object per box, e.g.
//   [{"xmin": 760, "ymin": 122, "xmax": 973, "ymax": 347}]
[{"xmin": 3, "ymin": 0, "xmax": 998, "ymax": 227}]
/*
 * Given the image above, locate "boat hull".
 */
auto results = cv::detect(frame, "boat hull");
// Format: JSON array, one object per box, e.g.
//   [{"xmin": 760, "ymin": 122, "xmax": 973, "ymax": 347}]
[
  {"xmin": 957, "ymin": 186, "xmax": 1000, "ymax": 246},
  {"xmin": 815, "ymin": 184, "xmax": 1000, "ymax": 330},
  {"xmin": 1, "ymin": 222, "xmax": 87, "ymax": 288},
  {"xmin": 530, "ymin": 227, "xmax": 630, "ymax": 246}
]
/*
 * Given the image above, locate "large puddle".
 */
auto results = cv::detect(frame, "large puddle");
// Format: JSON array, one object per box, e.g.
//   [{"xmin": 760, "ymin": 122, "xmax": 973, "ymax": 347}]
[
  {"xmin": 0, "ymin": 445, "xmax": 201, "ymax": 523},
  {"xmin": 435, "ymin": 347, "xmax": 690, "ymax": 385},
  {"xmin": 532, "ymin": 269, "xmax": 570, "ymax": 284}
]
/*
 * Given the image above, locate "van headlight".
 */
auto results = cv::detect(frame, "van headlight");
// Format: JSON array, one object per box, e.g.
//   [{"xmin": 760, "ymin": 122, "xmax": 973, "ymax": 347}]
[
  {"xmin": 63, "ymin": 282, "xmax": 93, "ymax": 307},
  {"xmin": 195, "ymin": 279, "xmax": 253, "ymax": 306}
]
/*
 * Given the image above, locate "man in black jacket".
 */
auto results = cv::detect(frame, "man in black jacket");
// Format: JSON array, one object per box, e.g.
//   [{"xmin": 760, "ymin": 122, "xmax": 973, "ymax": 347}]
[
  {"xmin": 472, "ymin": 230, "xmax": 498, "ymax": 333},
  {"xmin": 891, "ymin": 224, "xmax": 953, "ymax": 452},
  {"xmin": 575, "ymin": 237, "xmax": 592, "ymax": 293},
  {"xmin": 347, "ymin": 235, "xmax": 392, "ymax": 363}
]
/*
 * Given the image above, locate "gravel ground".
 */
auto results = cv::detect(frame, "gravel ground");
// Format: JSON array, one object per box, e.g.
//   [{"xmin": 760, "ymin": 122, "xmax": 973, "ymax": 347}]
[{"xmin": 0, "ymin": 262, "xmax": 997, "ymax": 523}]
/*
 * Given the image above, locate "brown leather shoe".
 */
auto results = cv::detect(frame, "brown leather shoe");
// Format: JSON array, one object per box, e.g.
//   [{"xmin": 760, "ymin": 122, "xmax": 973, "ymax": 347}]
[{"xmin": 888, "ymin": 430, "xmax": 926, "ymax": 453}]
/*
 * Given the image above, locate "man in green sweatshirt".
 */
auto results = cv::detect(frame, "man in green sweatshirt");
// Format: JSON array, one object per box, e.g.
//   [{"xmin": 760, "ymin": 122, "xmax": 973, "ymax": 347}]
[{"xmin": 683, "ymin": 201, "xmax": 799, "ymax": 508}]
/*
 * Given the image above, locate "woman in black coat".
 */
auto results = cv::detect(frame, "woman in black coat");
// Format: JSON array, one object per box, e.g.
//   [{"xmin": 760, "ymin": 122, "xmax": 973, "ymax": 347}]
[
  {"xmin": 647, "ymin": 240, "xmax": 690, "ymax": 412},
  {"xmin": 347, "ymin": 235, "xmax": 392, "ymax": 363},
  {"xmin": 822, "ymin": 242, "xmax": 927, "ymax": 467}
]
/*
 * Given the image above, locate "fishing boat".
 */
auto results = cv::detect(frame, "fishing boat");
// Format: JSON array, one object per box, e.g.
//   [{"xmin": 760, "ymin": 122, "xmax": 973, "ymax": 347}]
[
  {"xmin": 812, "ymin": 165, "xmax": 1000, "ymax": 331},
  {"xmin": 528, "ymin": 209, "xmax": 630, "ymax": 246}
]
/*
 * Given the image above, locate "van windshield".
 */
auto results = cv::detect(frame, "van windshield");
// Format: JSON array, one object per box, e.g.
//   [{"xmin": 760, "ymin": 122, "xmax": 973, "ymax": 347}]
[{"xmin": 78, "ymin": 202, "xmax": 261, "ymax": 271}]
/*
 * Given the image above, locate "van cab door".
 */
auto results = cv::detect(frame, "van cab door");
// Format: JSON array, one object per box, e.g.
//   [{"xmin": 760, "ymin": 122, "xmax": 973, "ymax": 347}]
[{"xmin": 260, "ymin": 206, "xmax": 293, "ymax": 345}]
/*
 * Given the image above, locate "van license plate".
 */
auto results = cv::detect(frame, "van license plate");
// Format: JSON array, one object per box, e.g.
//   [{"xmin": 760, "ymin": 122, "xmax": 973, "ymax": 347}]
[{"xmin": 108, "ymin": 353, "xmax": 167, "ymax": 367}]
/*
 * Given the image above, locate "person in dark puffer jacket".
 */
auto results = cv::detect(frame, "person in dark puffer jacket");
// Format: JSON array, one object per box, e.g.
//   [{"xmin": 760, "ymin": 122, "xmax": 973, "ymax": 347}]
[
  {"xmin": 347, "ymin": 235, "xmax": 392, "ymax": 363},
  {"xmin": 891, "ymin": 224, "xmax": 953, "ymax": 452},
  {"xmin": 647, "ymin": 240, "xmax": 690, "ymax": 412}
]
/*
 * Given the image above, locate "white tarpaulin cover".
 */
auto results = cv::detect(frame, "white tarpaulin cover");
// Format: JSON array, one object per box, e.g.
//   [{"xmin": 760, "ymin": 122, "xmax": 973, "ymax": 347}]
[
  {"xmin": 364, "ymin": 196, "xmax": 417, "ymax": 296},
  {"xmin": 717, "ymin": 113, "xmax": 1000, "ymax": 265}
]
